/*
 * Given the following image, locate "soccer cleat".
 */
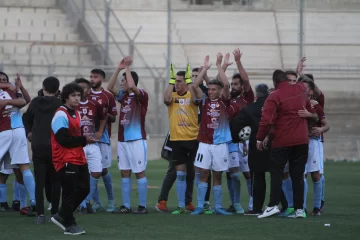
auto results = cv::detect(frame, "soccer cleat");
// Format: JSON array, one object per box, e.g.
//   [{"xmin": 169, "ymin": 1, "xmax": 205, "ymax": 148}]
[
  {"xmin": 320, "ymin": 200, "xmax": 325, "ymax": 213},
  {"xmin": 234, "ymin": 203, "xmax": 245, "ymax": 214},
  {"xmin": 36, "ymin": 215, "xmax": 45, "ymax": 224},
  {"xmin": 215, "ymin": 208, "xmax": 233, "ymax": 216},
  {"xmin": 92, "ymin": 202, "xmax": 103, "ymax": 212},
  {"xmin": 258, "ymin": 206, "xmax": 280, "ymax": 219},
  {"xmin": 288, "ymin": 209, "xmax": 307, "ymax": 218},
  {"xmin": 51, "ymin": 213, "xmax": 66, "ymax": 231},
  {"xmin": 0, "ymin": 202, "xmax": 15, "ymax": 212},
  {"xmin": 204, "ymin": 202, "xmax": 212, "ymax": 211},
  {"xmin": 64, "ymin": 224, "xmax": 86, "ymax": 235},
  {"xmin": 172, "ymin": 207, "xmax": 187, "ymax": 215},
  {"xmin": 226, "ymin": 205, "xmax": 236, "ymax": 213},
  {"xmin": 185, "ymin": 202, "xmax": 195, "ymax": 212},
  {"xmin": 278, "ymin": 207, "xmax": 295, "ymax": 217},
  {"xmin": 112, "ymin": 205, "xmax": 132, "ymax": 214},
  {"xmin": 47, "ymin": 203, "xmax": 52, "ymax": 211},
  {"xmin": 244, "ymin": 210, "xmax": 262, "ymax": 216},
  {"xmin": 191, "ymin": 207, "xmax": 204, "ymax": 215},
  {"xmin": 312, "ymin": 208, "xmax": 321, "ymax": 216},
  {"xmin": 106, "ymin": 200, "xmax": 115, "ymax": 213},
  {"xmin": 20, "ymin": 206, "xmax": 36, "ymax": 217},
  {"xmin": 11, "ymin": 200, "xmax": 20, "ymax": 211},
  {"xmin": 155, "ymin": 200, "xmax": 168, "ymax": 212},
  {"xmin": 133, "ymin": 206, "xmax": 148, "ymax": 214}
]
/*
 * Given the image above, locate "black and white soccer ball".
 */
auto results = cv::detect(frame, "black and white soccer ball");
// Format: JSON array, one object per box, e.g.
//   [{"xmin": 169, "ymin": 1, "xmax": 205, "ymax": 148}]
[{"xmin": 238, "ymin": 126, "xmax": 251, "ymax": 141}]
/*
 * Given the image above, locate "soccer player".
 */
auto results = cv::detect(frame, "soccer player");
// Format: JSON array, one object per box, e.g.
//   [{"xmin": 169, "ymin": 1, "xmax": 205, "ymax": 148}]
[
  {"xmin": 22, "ymin": 76, "xmax": 62, "ymax": 223},
  {"xmin": 75, "ymin": 78, "xmax": 107, "ymax": 214},
  {"xmin": 162, "ymin": 63, "xmax": 199, "ymax": 214},
  {"xmin": 89, "ymin": 69, "xmax": 117, "ymax": 212},
  {"xmin": 0, "ymin": 72, "xmax": 37, "ymax": 216},
  {"xmin": 0, "ymin": 154, "xmax": 14, "ymax": 212},
  {"xmin": 191, "ymin": 54, "xmax": 232, "ymax": 215},
  {"xmin": 50, "ymin": 83, "xmax": 97, "ymax": 235},
  {"xmin": 107, "ymin": 56, "xmax": 149, "ymax": 214},
  {"xmin": 226, "ymin": 48, "xmax": 254, "ymax": 214},
  {"xmin": 256, "ymin": 70, "xmax": 315, "ymax": 219},
  {"xmin": 298, "ymin": 77, "xmax": 330, "ymax": 216}
]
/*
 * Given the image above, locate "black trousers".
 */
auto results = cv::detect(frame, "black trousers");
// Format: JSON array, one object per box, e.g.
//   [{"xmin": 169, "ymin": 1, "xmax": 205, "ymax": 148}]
[
  {"xmin": 158, "ymin": 160, "xmax": 212, "ymax": 204},
  {"xmin": 58, "ymin": 163, "xmax": 89, "ymax": 227},
  {"xmin": 268, "ymin": 144, "xmax": 308, "ymax": 210},
  {"xmin": 251, "ymin": 171, "xmax": 266, "ymax": 213},
  {"xmin": 33, "ymin": 156, "xmax": 61, "ymax": 215}
]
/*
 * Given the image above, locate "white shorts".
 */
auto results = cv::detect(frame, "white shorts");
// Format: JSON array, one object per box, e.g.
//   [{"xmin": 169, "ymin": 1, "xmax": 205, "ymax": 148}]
[
  {"xmin": 305, "ymin": 138, "xmax": 321, "ymax": 174},
  {"xmin": 319, "ymin": 141, "xmax": 324, "ymax": 174},
  {"xmin": 238, "ymin": 141, "xmax": 250, "ymax": 173},
  {"xmin": 0, "ymin": 153, "xmax": 13, "ymax": 175},
  {"xmin": 194, "ymin": 142, "xmax": 229, "ymax": 172},
  {"xmin": 98, "ymin": 143, "xmax": 112, "ymax": 169},
  {"xmin": 228, "ymin": 151, "xmax": 240, "ymax": 169},
  {"xmin": 84, "ymin": 144, "xmax": 102, "ymax": 173},
  {"xmin": 0, "ymin": 128, "xmax": 30, "ymax": 168},
  {"xmin": 117, "ymin": 140, "xmax": 147, "ymax": 173}
]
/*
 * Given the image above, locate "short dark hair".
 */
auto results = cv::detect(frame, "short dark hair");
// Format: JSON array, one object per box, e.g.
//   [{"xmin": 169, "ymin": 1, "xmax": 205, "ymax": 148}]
[
  {"xmin": 285, "ymin": 70, "xmax": 298, "ymax": 78},
  {"xmin": 42, "ymin": 76, "xmax": 60, "ymax": 94},
  {"xmin": 192, "ymin": 68, "xmax": 199, "ymax": 72},
  {"xmin": 75, "ymin": 78, "xmax": 91, "ymax": 88},
  {"xmin": 305, "ymin": 73, "xmax": 314, "ymax": 81},
  {"xmin": 61, "ymin": 83, "xmax": 83, "ymax": 103},
  {"xmin": 208, "ymin": 79, "xmax": 224, "ymax": 88},
  {"xmin": 298, "ymin": 75, "xmax": 315, "ymax": 90},
  {"xmin": 91, "ymin": 69, "xmax": 106, "ymax": 79},
  {"xmin": 255, "ymin": 83, "xmax": 269, "ymax": 98},
  {"xmin": 122, "ymin": 71, "xmax": 139, "ymax": 86},
  {"xmin": 272, "ymin": 70, "xmax": 287, "ymax": 84},
  {"xmin": 0, "ymin": 71, "xmax": 9, "ymax": 82},
  {"xmin": 176, "ymin": 71, "xmax": 185, "ymax": 79},
  {"xmin": 232, "ymin": 73, "xmax": 243, "ymax": 84}
]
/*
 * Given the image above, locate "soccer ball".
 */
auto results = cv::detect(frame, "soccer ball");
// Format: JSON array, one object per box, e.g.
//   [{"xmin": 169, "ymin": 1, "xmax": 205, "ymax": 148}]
[{"xmin": 238, "ymin": 126, "xmax": 251, "ymax": 141}]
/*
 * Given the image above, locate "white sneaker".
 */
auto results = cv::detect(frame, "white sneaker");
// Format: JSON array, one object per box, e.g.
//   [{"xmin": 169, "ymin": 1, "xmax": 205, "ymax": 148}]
[
  {"xmin": 258, "ymin": 206, "xmax": 280, "ymax": 219},
  {"xmin": 47, "ymin": 203, "xmax": 52, "ymax": 211}
]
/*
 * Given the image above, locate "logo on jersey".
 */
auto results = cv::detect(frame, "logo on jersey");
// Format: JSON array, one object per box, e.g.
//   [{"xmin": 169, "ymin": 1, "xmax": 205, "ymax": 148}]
[
  {"xmin": 98, "ymin": 99, "xmax": 102, "ymax": 105},
  {"xmin": 92, "ymin": 97, "xmax": 97, "ymax": 100},
  {"xmin": 223, "ymin": 157, "xmax": 227, "ymax": 163},
  {"xmin": 89, "ymin": 110, "xmax": 93, "ymax": 115},
  {"xmin": 82, "ymin": 108, "xmax": 87, "ymax": 115},
  {"xmin": 179, "ymin": 99, "xmax": 185, "ymax": 105},
  {"xmin": 185, "ymin": 98, "xmax": 190, "ymax": 105}
]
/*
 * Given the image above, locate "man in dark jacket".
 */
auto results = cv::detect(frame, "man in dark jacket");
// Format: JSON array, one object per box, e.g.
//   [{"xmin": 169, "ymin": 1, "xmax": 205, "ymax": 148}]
[
  {"xmin": 230, "ymin": 83, "xmax": 270, "ymax": 215},
  {"xmin": 22, "ymin": 76, "xmax": 62, "ymax": 224}
]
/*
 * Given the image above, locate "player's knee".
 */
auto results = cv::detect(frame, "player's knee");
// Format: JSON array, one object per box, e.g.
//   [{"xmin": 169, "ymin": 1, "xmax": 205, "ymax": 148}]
[
  {"xmin": 121, "ymin": 170, "xmax": 131, "ymax": 178},
  {"xmin": 176, "ymin": 171, "xmax": 186, "ymax": 181},
  {"xmin": 91, "ymin": 172, "xmax": 101, "ymax": 179},
  {"xmin": 199, "ymin": 169, "xmax": 209, "ymax": 182},
  {"xmin": 101, "ymin": 168, "xmax": 108, "ymax": 176},
  {"xmin": 243, "ymin": 171, "xmax": 250, "ymax": 179},
  {"xmin": 230, "ymin": 172, "xmax": 240, "ymax": 181},
  {"xmin": 228, "ymin": 167, "xmax": 238, "ymax": 174},
  {"xmin": 135, "ymin": 171, "xmax": 145, "ymax": 179},
  {"xmin": 311, "ymin": 171, "xmax": 320, "ymax": 182},
  {"xmin": 18, "ymin": 164, "xmax": 30, "ymax": 172},
  {"xmin": 0, "ymin": 173, "xmax": 9, "ymax": 183}
]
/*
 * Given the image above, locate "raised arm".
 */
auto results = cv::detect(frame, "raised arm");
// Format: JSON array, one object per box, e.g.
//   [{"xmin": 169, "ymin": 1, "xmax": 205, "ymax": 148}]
[
  {"xmin": 216, "ymin": 53, "xmax": 230, "ymax": 99},
  {"xmin": 107, "ymin": 58, "xmax": 125, "ymax": 97},
  {"xmin": 123, "ymin": 56, "xmax": 141, "ymax": 96},
  {"xmin": 296, "ymin": 57, "xmax": 307, "ymax": 75},
  {"xmin": 193, "ymin": 55, "xmax": 212, "ymax": 99},
  {"xmin": 233, "ymin": 48, "xmax": 250, "ymax": 92},
  {"xmin": 164, "ymin": 63, "xmax": 176, "ymax": 105},
  {"xmin": 216, "ymin": 53, "xmax": 233, "ymax": 79},
  {"xmin": 15, "ymin": 73, "xmax": 31, "ymax": 104}
]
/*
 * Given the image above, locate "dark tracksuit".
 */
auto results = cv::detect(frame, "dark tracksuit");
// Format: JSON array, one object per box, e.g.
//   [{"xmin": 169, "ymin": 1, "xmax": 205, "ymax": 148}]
[{"xmin": 22, "ymin": 96, "xmax": 62, "ymax": 215}]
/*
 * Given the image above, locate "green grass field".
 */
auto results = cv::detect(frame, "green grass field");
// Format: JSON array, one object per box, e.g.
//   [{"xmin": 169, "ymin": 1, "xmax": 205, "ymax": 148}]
[{"xmin": 1, "ymin": 160, "xmax": 360, "ymax": 240}]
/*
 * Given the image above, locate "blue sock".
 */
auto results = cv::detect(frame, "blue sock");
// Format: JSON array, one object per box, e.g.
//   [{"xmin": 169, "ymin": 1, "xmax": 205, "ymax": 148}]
[
  {"xmin": 176, "ymin": 171, "xmax": 186, "ymax": 208},
  {"xmin": 303, "ymin": 178, "xmax": 308, "ymax": 210},
  {"xmin": 122, "ymin": 178, "xmax": 131, "ymax": 209},
  {"xmin": 13, "ymin": 181, "xmax": 20, "ymax": 201},
  {"xmin": 197, "ymin": 182, "xmax": 208, "ymax": 208},
  {"xmin": 86, "ymin": 176, "xmax": 99, "ymax": 203},
  {"xmin": 18, "ymin": 183, "xmax": 27, "ymax": 209},
  {"xmin": 92, "ymin": 188, "xmax": 101, "ymax": 205},
  {"xmin": 227, "ymin": 176, "xmax": 234, "ymax": 205},
  {"xmin": 230, "ymin": 173, "xmax": 240, "ymax": 204},
  {"xmin": 246, "ymin": 178, "xmax": 252, "ymax": 197},
  {"xmin": 0, "ymin": 184, "xmax": 6, "ymax": 202},
  {"xmin": 137, "ymin": 177, "xmax": 148, "ymax": 208},
  {"xmin": 102, "ymin": 172, "xmax": 114, "ymax": 201},
  {"xmin": 213, "ymin": 185, "xmax": 222, "ymax": 210},
  {"xmin": 282, "ymin": 177, "xmax": 294, "ymax": 208},
  {"xmin": 313, "ymin": 181, "xmax": 322, "ymax": 209},
  {"xmin": 21, "ymin": 169, "xmax": 36, "ymax": 202},
  {"xmin": 195, "ymin": 172, "xmax": 200, "ymax": 188},
  {"xmin": 321, "ymin": 175, "xmax": 325, "ymax": 201}
]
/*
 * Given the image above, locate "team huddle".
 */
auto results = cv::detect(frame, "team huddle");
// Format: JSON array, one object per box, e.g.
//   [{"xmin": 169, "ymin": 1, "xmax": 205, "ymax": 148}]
[{"xmin": 0, "ymin": 48, "xmax": 329, "ymax": 235}]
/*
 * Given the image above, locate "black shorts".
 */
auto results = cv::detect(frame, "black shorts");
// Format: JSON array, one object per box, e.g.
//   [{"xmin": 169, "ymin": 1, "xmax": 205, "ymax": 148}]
[{"xmin": 171, "ymin": 140, "xmax": 199, "ymax": 166}]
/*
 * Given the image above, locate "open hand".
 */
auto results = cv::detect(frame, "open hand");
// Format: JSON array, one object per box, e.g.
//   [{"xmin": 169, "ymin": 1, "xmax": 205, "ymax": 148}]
[
  {"xmin": 124, "ymin": 56, "xmax": 133, "ymax": 67},
  {"xmin": 223, "ymin": 53, "xmax": 233, "ymax": 67},
  {"xmin": 216, "ymin": 52, "xmax": 223, "ymax": 67},
  {"xmin": 298, "ymin": 107, "xmax": 311, "ymax": 118},
  {"xmin": 296, "ymin": 57, "xmax": 307, "ymax": 74},
  {"xmin": 233, "ymin": 48, "xmax": 243, "ymax": 62},
  {"xmin": 203, "ymin": 55, "xmax": 212, "ymax": 70},
  {"xmin": 118, "ymin": 58, "xmax": 125, "ymax": 70}
]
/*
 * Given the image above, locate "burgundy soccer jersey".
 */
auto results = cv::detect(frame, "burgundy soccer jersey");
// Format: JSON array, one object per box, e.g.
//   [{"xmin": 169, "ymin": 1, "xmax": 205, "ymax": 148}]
[
  {"xmin": 117, "ymin": 89, "xmax": 148, "ymax": 142},
  {"xmin": 229, "ymin": 87, "xmax": 255, "ymax": 120},
  {"xmin": 76, "ymin": 100, "xmax": 106, "ymax": 136},
  {"xmin": 0, "ymin": 89, "xmax": 16, "ymax": 132},
  {"xmin": 197, "ymin": 97, "xmax": 232, "ymax": 145}
]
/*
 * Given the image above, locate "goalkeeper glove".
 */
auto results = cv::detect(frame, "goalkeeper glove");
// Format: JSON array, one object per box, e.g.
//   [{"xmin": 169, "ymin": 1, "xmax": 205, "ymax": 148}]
[
  {"xmin": 185, "ymin": 63, "xmax": 192, "ymax": 84},
  {"xmin": 169, "ymin": 63, "xmax": 176, "ymax": 85}
]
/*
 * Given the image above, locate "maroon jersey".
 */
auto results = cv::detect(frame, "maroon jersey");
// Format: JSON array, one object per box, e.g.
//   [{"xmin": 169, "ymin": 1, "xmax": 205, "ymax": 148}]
[
  {"xmin": 117, "ymin": 89, "xmax": 148, "ymax": 142},
  {"xmin": 229, "ymin": 87, "xmax": 255, "ymax": 120},
  {"xmin": 0, "ymin": 89, "xmax": 16, "ymax": 132},
  {"xmin": 76, "ymin": 100, "xmax": 106, "ymax": 136},
  {"xmin": 197, "ymin": 97, "xmax": 232, "ymax": 144}
]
